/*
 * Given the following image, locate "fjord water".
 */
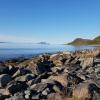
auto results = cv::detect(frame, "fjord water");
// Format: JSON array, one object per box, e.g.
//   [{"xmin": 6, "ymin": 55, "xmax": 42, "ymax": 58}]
[{"xmin": 0, "ymin": 43, "xmax": 99, "ymax": 60}]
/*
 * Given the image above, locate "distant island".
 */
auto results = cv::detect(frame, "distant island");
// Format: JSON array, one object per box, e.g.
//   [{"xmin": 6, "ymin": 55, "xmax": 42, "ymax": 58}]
[
  {"xmin": 0, "ymin": 42, "xmax": 7, "ymax": 43},
  {"xmin": 67, "ymin": 36, "xmax": 100, "ymax": 46},
  {"xmin": 37, "ymin": 42, "xmax": 50, "ymax": 45}
]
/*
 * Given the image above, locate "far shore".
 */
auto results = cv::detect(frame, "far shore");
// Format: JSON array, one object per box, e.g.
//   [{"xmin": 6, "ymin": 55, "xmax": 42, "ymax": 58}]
[{"xmin": 65, "ymin": 44, "xmax": 100, "ymax": 46}]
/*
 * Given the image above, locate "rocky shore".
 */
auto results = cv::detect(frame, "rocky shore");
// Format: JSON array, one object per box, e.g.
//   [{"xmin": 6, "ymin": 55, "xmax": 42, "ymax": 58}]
[{"xmin": 0, "ymin": 49, "xmax": 100, "ymax": 100}]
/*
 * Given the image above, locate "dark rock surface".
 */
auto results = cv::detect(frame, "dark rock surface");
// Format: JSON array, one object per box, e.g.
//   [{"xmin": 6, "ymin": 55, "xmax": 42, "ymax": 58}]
[{"xmin": 0, "ymin": 49, "xmax": 100, "ymax": 100}]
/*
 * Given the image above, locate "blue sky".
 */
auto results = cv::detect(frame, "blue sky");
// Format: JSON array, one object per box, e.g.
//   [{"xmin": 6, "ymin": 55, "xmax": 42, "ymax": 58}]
[{"xmin": 0, "ymin": 0, "xmax": 100, "ymax": 44}]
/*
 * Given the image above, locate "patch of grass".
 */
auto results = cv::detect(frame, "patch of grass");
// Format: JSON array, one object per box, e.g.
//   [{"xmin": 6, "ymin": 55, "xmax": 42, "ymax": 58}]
[{"xmin": 72, "ymin": 96, "xmax": 79, "ymax": 100}]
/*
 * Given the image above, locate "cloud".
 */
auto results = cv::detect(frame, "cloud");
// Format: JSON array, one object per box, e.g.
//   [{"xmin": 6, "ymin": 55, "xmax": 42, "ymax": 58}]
[{"xmin": 0, "ymin": 34, "xmax": 35, "ymax": 43}]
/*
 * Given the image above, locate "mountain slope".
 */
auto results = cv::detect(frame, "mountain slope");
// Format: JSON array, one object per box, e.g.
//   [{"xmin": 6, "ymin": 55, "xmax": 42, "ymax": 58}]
[{"xmin": 67, "ymin": 36, "xmax": 100, "ymax": 46}]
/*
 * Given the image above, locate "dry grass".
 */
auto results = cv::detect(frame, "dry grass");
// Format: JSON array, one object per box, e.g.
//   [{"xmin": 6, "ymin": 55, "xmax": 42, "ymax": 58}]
[
  {"xmin": 49, "ymin": 75, "xmax": 68, "ymax": 87},
  {"xmin": 73, "ymin": 82, "xmax": 90, "ymax": 100}
]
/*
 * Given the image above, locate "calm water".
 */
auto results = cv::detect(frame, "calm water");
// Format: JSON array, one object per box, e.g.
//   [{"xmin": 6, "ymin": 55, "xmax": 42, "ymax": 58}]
[{"xmin": 0, "ymin": 43, "xmax": 99, "ymax": 60}]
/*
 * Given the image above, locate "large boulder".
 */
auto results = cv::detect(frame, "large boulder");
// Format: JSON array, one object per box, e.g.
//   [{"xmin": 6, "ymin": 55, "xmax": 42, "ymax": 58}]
[
  {"xmin": 0, "ymin": 74, "xmax": 12, "ymax": 87},
  {"xmin": 0, "ymin": 66, "xmax": 9, "ymax": 74},
  {"xmin": 7, "ymin": 82, "xmax": 28, "ymax": 95},
  {"xmin": 37, "ymin": 60, "xmax": 54, "ymax": 74}
]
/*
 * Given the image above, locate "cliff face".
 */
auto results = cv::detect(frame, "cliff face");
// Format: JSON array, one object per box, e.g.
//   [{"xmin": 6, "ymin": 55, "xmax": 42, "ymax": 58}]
[{"xmin": 67, "ymin": 36, "xmax": 100, "ymax": 46}]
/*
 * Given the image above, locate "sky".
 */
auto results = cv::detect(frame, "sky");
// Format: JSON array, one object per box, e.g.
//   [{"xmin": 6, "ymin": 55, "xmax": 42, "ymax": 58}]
[{"xmin": 0, "ymin": 0, "xmax": 100, "ymax": 44}]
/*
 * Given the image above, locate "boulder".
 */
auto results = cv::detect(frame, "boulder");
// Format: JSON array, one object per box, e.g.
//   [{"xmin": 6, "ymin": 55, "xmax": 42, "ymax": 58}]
[
  {"xmin": 48, "ymin": 74, "xmax": 68, "ymax": 87},
  {"xmin": 31, "ymin": 94, "xmax": 39, "ymax": 100},
  {"xmin": 41, "ymin": 79, "xmax": 55, "ymax": 84},
  {"xmin": 24, "ymin": 89, "xmax": 31, "ymax": 99},
  {"xmin": 80, "ymin": 58, "xmax": 94, "ymax": 69},
  {"xmin": 12, "ymin": 68, "xmax": 32, "ymax": 78},
  {"xmin": 30, "ymin": 83, "xmax": 47, "ymax": 93},
  {"xmin": 50, "ymin": 54, "xmax": 59, "ymax": 61},
  {"xmin": 37, "ymin": 60, "xmax": 54, "ymax": 74},
  {"xmin": 7, "ymin": 82, "xmax": 28, "ymax": 95},
  {"xmin": 33, "ymin": 73, "xmax": 50, "ymax": 84},
  {"xmin": 0, "ymin": 74, "xmax": 12, "ymax": 87},
  {"xmin": 14, "ymin": 74, "xmax": 35, "ymax": 82},
  {"xmin": 42, "ymin": 88, "xmax": 50, "ymax": 96},
  {"xmin": 53, "ymin": 60, "xmax": 63, "ymax": 67},
  {"xmin": 76, "ymin": 73, "xmax": 86, "ymax": 80},
  {"xmin": 0, "ymin": 66, "xmax": 9, "ymax": 74},
  {"xmin": 0, "ymin": 89, "xmax": 10, "ymax": 96},
  {"xmin": 8, "ymin": 65, "xmax": 19, "ymax": 76},
  {"xmin": 5, "ymin": 92, "xmax": 25, "ymax": 100},
  {"xmin": 12, "ymin": 69, "xmax": 20, "ymax": 78},
  {"xmin": 53, "ymin": 85, "xmax": 61, "ymax": 93},
  {"xmin": 50, "ymin": 54, "xmax": 63, "ymax": 67},
  {"xmin": 51, "ymin": 67, "xmax": 63, "ymax": 73}
]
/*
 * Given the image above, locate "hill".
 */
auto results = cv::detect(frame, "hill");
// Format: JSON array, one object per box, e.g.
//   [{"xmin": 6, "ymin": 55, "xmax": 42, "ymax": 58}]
[
  {"xmin": 67, "ymin": 36, "xmax": 100, "ymax": 46},
  {"xmin": 37, "ymin": 42, "xmax": 50, "ymax": 45}
]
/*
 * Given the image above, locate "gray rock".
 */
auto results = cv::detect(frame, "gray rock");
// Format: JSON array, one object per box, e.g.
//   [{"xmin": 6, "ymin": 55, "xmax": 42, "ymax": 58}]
[
  {"xmin": 85, "ymin": 68, "xmax": 94, "ymax": 75},
  {"xmin": 65, "ymin": 59, "xmax": 71, "ymax": 64},
  {"xmin": 0, "ymin": 89, "xmax": 10, "ymax": 96},
  {"xmin": 24, "ymin": 89, "xmax": 31, "ymax": 99},
  {"xmin": 12, "ymin": 69, "xmax": 20, "ymax": 78},
  {"xmin": 42, "ymin": 88, "xmax": 50, "ymax": 95},
  {"xmin": 51, "ymin": 67, "xmax": 58, "ymax": 73},
  {"xmin": 0, "ymin": 74, "xmax": 12, "ymax": 87},
  {"xmin": 53, "ymin": 85, "xmax": 61, "ymax": 93},
  {"xmin": 63, "ymin": 68, "xmax": 68, "ymax": 73},
  {"xmin": 76, "ymin": 73, "xmax": 86, "ymax": 80},
  {"xmin": 5, "ymin": 92, "xmax": 25, "ymax": 100},
  {"xmin": 30, "ymin": 83, "xmax": 47, "ymax": 93},
  {"xmin": 41, "ymin": 79, "xmax": 55, "ymax": 84},
  {"xmin": 12, "ymin": 68, "xmax": 32, "ymax": 78},
  {"xmin": 51, "ymin": 67, "xmax": 63, "ymax": 73},
  {"xmin": 96, "ymin": 72, "xmax": 100, "ymax": 79},
  {"xmin": 80, "ymin": 58, "xmax": 94, "ymax": 69},
  {"xmin": 95, "ymin": 67, "xmax": 100, "ymax": 73},
  {"xmin": 33, "ymin": 73, "xmax": 50, "ymax": 84},
  {"xmin": 14, "ymin": 74, "xmax": 35, "ymax": 82},
  {"xmin": 24, "ymin": 89, "xmax": 31, "ymax": 95},
  {"xmin": 31, "ymin": 94, "xmax": 39, "ymax": 100},
  {"xmin": 70, "ymin": 59, "xmax": 79, "ymax": 64},
  {"xmin": 25, "ymin": 94, "xmax": 30, "ymax": 99}
]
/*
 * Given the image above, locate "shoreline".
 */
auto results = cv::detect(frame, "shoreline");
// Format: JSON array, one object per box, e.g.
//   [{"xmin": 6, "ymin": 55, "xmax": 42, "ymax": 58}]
[{"xmin": 0, "ymin": 48, "xmax": 100, "ymax": 63}]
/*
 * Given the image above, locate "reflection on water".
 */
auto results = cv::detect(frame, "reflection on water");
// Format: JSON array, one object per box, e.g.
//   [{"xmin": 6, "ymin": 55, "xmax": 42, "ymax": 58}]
[{"xmin": 0, "ymin": 43, "xmax": 99, "ymax": 60}]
